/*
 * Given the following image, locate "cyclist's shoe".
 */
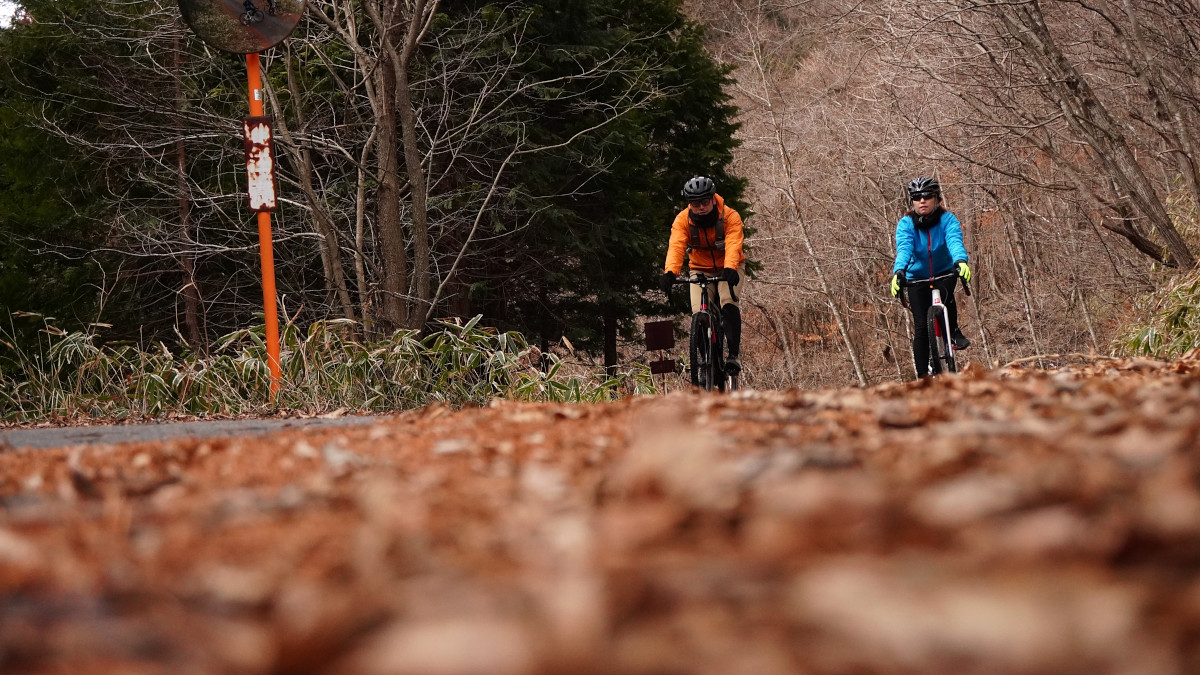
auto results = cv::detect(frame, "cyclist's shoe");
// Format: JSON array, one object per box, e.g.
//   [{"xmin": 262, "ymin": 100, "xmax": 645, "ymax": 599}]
[
  {"xmin": 952, "ymin": 331, "xmax": 971, "ymax": 350},
  {"xmin": 724, "ymin": 356, "xmax": 742, "ymax": 373}
]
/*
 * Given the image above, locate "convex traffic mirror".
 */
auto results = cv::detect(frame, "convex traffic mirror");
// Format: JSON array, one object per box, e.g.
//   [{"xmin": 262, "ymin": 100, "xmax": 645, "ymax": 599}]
[{"xmin": 178, "ymin": 0, "xmax": 306, "ymax": 54}]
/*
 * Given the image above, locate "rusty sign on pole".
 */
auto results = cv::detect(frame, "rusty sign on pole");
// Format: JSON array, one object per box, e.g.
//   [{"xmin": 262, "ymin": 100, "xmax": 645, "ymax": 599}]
[{"xmin": 242, "ymin": 116, "xmax": 277, "ymax": 212}]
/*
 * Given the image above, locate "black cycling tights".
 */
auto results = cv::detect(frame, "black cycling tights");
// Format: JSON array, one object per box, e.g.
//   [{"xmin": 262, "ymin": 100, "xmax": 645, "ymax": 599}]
[{"xmin": 907, "ymin": 275, "xmax": 960, "ymax": 378}]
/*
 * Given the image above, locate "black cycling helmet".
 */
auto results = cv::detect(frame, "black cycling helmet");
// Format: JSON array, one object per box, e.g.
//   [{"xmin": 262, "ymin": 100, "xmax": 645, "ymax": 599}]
[
  {"xmin": 681, "ymin": 176, "xmax": 716, "ymax": 202},
  {"xmin": 907, "ymin": 176, "xmax": 941, "ymax": 199}
]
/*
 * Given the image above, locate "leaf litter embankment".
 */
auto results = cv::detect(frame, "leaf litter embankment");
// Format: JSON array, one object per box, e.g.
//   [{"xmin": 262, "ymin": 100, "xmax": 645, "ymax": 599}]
[{"xmin": 2, "ymin": 356, "xmax": 1200, "ymax": 674}]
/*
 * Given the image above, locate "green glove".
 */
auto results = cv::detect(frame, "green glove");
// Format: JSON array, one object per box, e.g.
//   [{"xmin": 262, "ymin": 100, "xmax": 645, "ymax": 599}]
[
  {"xmin": 890, "ymin": 272, "xmax": 901, "ymax": 298},
  {"xmin": 956, "ymin": 261, "xmax": 972, "ymax": 283}
]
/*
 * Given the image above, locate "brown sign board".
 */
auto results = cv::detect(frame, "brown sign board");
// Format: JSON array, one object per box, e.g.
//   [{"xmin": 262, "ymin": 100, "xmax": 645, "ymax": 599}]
[
  {"xmin": 644, "ymin": 320, "xmax": 675, "ymax": 351},
  {"xmin": 650, "ymin": 359, "xmax": 678, "ymax": 375}
]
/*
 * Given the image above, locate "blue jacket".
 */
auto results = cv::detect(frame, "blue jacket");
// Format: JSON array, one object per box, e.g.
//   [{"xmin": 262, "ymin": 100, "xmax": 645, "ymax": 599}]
[{"xmin": 891, "ymin": 209, "xmax": 968, "ymax": 280}]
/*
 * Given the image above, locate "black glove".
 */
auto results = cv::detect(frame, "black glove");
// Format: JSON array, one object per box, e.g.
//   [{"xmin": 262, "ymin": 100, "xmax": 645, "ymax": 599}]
[
  {"xmin": 660, "ymin": 271, "xmax": 677, "ymax": 295},
  {"xmin": 721, "ymin": 268, "xmax": 740, "ymax": 286}
]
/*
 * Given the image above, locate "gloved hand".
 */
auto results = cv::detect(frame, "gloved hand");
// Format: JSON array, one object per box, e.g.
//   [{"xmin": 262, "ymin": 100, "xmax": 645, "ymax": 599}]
[
  {"xmin": 956, "ymin": 261, "xmax": 972, "ymax": 283},
  {"xmin": 721, "ymin": 268, "xmax": 740, "ymax": 286},
  {"xmin": 890, "ymin": 272, "xmax": 902, "ymax": 298},
  {"xmin": 660, "ymin": 271, "xmax": 677, "ymax": 295}
]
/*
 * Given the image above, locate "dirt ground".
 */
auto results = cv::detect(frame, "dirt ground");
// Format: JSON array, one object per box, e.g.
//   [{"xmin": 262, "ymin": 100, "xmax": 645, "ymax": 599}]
[{"xmin": 4, "ymin": 356, "xmax": 1200, "ymax": 674}]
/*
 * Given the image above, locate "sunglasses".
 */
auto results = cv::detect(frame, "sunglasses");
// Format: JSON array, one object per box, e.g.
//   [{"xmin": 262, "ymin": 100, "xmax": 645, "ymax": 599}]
[
  {"xmin": 688, "ymin": 197, "xmax": 714, "ymax": 206},
  {"xmin": 911, "ymin": 192, "xmax": 938, "ymax": 201}
]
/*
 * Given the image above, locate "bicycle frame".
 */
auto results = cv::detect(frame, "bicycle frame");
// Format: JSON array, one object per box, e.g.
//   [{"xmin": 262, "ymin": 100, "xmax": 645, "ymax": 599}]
[
  {"xmin": 898, "ymin": 270, "xmax": 970, "ymax": 376},
  {"xmin": 930, "ymin": 287, "xmax": 955, "ymax": 361}
]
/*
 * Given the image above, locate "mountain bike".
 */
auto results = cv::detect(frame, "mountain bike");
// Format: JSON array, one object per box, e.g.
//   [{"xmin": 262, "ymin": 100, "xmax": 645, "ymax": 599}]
[
  {"xmin": 240, "ymin": 6, "xmax": 264, "ymax": 24},
  {"xmin": 897, "ymin": 269, "xmax": 971, "ymax": 376},
  {"xmin": 240, "ymin": 0, "xmax": 276, "ymax": 24},
  {"xmin": 673, "ymin": 272, "xmax": 739, "ymax": 392}
]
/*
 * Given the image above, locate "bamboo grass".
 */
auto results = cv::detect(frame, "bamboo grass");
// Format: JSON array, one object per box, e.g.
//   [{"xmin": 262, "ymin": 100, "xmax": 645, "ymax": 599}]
[
  {"xmin": 0, "ymin": 315, "xmax": 656, "ymax": 422},
  {"xmin": 1119, "ymin": 271, "xmax": 1200, "ymax": 358}
]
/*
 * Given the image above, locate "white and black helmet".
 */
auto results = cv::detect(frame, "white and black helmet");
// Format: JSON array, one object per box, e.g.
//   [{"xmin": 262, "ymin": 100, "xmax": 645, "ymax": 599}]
[
  {"xmin": 906, "ymin": 176, "xmax": 941, "ymax": 199},
  {"xmin": 681, "ymin": 176, "xmax": 716, "ymax": 202}
]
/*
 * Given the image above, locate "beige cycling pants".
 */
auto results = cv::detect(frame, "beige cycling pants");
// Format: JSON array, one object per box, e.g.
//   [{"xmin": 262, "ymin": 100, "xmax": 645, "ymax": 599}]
[{"xmin": 687, "ymin": 265, "xmax": 743, "ymax": 315}]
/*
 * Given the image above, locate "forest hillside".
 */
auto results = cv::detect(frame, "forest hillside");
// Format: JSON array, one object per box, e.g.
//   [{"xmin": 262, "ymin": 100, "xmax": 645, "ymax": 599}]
[
  {"xmin": 1, "ymin": 0, "xmax": 1199, "ymax": 400},
  {"xmin": 684, "ymin": 0, "xmax": 1200, "ymax": 388}
]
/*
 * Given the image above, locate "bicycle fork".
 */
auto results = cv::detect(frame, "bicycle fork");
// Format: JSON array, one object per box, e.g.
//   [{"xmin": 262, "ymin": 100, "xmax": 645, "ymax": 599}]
[
  {"xmin": 931, "ymin": 289, "xmax": 954, "ymax": 359},
  {"xmin": 701, "ymin": 301, "xmax": 717, "ymax": 351},
  {"xmin": 693, "ymin": 302, "xmax": 716, "ymax": 377}
]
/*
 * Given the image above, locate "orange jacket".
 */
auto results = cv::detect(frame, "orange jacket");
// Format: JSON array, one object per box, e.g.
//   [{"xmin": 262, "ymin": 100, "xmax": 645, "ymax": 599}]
[{"xmin": 664, "ymin": 193, "xmax": 745, "ymax": 274}]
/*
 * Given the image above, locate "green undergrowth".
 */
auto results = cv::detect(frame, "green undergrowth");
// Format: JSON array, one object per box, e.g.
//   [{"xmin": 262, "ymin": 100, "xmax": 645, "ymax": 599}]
[
  {"xmin": 1119, "ymin": 270, "xmax": 1200, "ymax": 358},
  {"xmin": 0, "ymin": 314, "xmax": 655, "ymax": 423}
]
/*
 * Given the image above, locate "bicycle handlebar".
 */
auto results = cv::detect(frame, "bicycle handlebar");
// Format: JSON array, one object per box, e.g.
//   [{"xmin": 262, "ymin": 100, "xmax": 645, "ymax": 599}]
[
  {"xmin": 895, "ymin": 269, "xmax": 971, "ymax": 308},
  {"xmin": 896, "ymin": 270, "xmax": 961, "ymax": 287},
  {"xmin": 673, "ymin": 272, "xmax": 739, "ymax": 303}
]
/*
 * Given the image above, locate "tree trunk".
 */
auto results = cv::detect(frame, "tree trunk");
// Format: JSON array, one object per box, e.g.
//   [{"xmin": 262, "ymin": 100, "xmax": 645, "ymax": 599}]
[
  {"xmin": 176, "ymin": 137, "xmax": 203, "ymax": 351},
  {"xmin": 956, "ymin": 212, "xmax": 993, "ymax": 368},
  {"xmin": 173, "ymin": 38, "xmax": 204, "ymax": 352},
  {"xmin": 1075, "ymin": 287, "xmax": 1099, "ymax": 352},
  {"xmin": 603, "ymin": 303, "xmax": 618, "ymax": 380},
  {"xmin": 374, "ymin": 50, "xmax": 410, "ymax": 331},
  {"xmin": 967, "ymin": 283, "xmax": 994, "ymax": 369},
  {"xmin": 355, "ymin": 132, "xmax": 376, "ymax": 336},
  {"xmin": 1006, "ymin": 208, "xmax": 1043, "ymax": 367},
  {"xmin": 395, "ymin": 0, "xmax": 438, "ymax": 328}
]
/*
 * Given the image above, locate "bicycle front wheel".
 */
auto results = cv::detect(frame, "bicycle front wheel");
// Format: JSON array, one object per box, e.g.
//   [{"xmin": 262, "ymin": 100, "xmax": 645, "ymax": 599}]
[
  {"xmin": 689, "ymin": 312, "xmax": 716, "ymax": 391},
  {"xmin": 927, "ymin": 312, "xmax": 955, "ymax": 375}
]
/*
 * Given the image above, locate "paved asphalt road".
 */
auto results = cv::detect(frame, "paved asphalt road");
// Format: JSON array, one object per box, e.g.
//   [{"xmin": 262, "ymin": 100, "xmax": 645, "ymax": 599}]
[{"xmin": 0, "ymin": 416, "xmax": 389, "ymax": 451}]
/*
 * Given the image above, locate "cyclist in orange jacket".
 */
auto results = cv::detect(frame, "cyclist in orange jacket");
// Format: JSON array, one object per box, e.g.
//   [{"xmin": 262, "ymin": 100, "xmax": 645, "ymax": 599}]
[{"xmin": 660, "ymin": 176, "xmax": 747, "ymax": 371}]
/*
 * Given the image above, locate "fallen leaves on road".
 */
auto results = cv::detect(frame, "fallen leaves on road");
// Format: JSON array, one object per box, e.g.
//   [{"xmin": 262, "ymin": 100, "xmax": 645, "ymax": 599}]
[{"xmin": 3, "ymin": 356, "xmax": 1200, "ymax": 673}]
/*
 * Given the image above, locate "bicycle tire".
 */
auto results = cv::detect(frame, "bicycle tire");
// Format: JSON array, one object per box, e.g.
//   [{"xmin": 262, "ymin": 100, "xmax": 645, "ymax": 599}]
[
  {"xmin": 927, "ymin": 312, "xmax": 955, "ymax": 375},
  {"xmin": 240, "ymin": 8, "xmax": 264, "ymax": 24},
  {"xmin": 713, "ymin": 321, "xmax": 726, "ymax": 393},
  {"xmin": 689, "ymin": 312, "xmax": 715, "ymax": 391},
  {"xmin": 925, "ymin": 313, "xmax": 942, "ymax": 376}
]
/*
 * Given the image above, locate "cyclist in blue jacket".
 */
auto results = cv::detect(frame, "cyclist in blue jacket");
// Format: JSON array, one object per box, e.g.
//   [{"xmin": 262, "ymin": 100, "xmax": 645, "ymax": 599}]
[{"xmin": 889, "ymin": 176, "xmax": 973, "ymax": 378}]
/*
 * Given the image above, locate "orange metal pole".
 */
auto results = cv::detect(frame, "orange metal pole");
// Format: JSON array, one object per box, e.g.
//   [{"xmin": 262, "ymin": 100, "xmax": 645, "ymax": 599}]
[{"xmin": 246, "ymin": 53, "xmax": 282, "ymax": 396}]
